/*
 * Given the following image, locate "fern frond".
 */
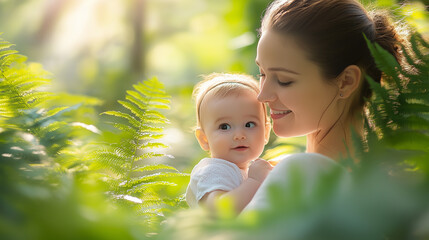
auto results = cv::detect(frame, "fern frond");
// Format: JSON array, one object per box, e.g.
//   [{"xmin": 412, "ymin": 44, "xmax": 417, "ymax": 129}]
[
  {"xmin": 410, "ymin": 34, "xmax": 427, "ymax": 62},
  {"xmin": 0, "ymin": 40, "xmax": 52, "ymax": 117},
  {"xmin": 137, "ymin": 133, "xmax": 164, "ymax": 141},
  {"xmin": 0, "ymin": 49, "xmax": 19, "ymax": 59},
  {"xmin": 130, "ymin": 181, "xmax": 178, "ymax": 194},
  {"xmin": 359, "ymin": 32, "xmax": 429, "ymax": 175},
  {"xmin": 139, "ymin": 124, "xmax": 164, "ymax": 133},
  {"xmin": 141, "ymin": 142, "xmax": 168, "ymax": 149},
  {"xmin": 93, "ymin": 151, "xmax": 128, "ymax": 176},
  {"xmin": 0, "ymin": 36, "xmax": 100, "ymax": 173},
  {"xmin": 118, "ymin": 100, "xmax": 146, "ymax": 119},
  {"xmin": 133, "ymin": 164, "xmax": 178, "ymax": 172},
  {"xmin": 0, "ymin": 54, "xmax": 26, "ymax": 70},
  {"xmin": 0, "ymin": 40, "xmax": 15, "ymax": 51},
  {"xmin": 111, "ymin": 122, "xmax": 137, "ymax": 135},
  {"xmin": 93, "ymin": 77, "xmax": 187, "ymax": 227},
  {"xmin": 364, "ymin": 35, "xmax": 402, "ymax": 88},
  {"xmin": 102, "ymin": 111, "xmax": 140, "ymax": 127},
  {"xmin": 127, "ymin": 172, "xmax": 188, "ymax": 188}
]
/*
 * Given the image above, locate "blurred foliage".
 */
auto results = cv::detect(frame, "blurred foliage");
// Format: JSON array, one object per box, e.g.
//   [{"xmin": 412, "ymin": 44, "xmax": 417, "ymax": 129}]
[
  {"xmin": 360, "ymin": 33, "xmax": 429, "ymax": 175},
  {"xmin": 0, "ymin": 0, "xmax": 428, "ymax": 239},
  {"xmin": 0, "ymin": 154, "xmax": 150, "ymax": 240},
  {"xmin": 0, "ymin": 36, "xmax": 185, "ymax": 239},
  {"xmin": 161, "ymin": 165, "xmax": 429, "ymax": 240}
]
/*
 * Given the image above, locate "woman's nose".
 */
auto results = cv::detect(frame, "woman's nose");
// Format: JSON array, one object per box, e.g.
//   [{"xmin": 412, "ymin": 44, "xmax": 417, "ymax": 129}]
[{"xmin": 257, "ymin": 79, "xmax": 275, "ymax": 103}]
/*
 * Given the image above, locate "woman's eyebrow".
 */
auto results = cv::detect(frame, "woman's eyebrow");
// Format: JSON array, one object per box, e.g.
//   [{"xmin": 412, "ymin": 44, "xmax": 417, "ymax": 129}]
[
  {"xmin": 268, "ymin": 67, "xmax": 300, "ymax": 75},
  {"xmin": 255, "ymin": 60, "xmax": 300, "ymax": 75}
]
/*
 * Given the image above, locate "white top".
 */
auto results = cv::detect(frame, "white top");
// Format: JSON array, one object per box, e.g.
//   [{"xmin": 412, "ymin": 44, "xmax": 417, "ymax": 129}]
[
  {"xmin": 242, "ymin": 153, "xmax": 340, "ymax": 212},
  {"xmin": 186, "ymin": 158, "xmax": 248, "ymax": 207}
]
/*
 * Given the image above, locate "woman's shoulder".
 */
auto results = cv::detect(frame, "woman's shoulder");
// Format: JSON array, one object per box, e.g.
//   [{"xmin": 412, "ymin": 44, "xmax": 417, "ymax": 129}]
[
  {"xmin": 269, "ymin": 152, "xmax": 335, "ymax": 167},
  {"xmin": 242, "ymin": 153, "xmax": 343, "ymax": 212},
  {"xmin": 279, "ymin": 152, "xmax": 334, "ymax": 161},
  {"xmin": 276, "ymin": 152, "xmax": 336, "ymax": 165},
  {"xmin": 267, "ymin": 152, "xmax": 340, "ymax": 182}
]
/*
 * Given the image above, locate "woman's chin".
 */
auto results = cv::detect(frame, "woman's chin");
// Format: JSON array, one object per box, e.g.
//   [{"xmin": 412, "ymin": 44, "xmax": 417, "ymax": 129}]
[
  {"xmin": 272, "ymin": 126, "xmax": 307, "ymax": 138},
  {"xmin": 273, "ymin": 126, "xmax": 293, "ymax": 137}
]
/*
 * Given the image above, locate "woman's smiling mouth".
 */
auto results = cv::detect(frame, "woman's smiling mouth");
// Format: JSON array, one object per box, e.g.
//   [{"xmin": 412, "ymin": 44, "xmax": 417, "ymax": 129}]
[{"xmin": 270, "ymin": 109, "xmax": 292, "ymax": 119}]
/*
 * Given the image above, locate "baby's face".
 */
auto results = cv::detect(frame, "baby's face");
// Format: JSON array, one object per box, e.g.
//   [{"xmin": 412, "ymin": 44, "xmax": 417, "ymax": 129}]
[{"xmin": 199, "ymin": 89, "xmax": 267, "ymax": 169}]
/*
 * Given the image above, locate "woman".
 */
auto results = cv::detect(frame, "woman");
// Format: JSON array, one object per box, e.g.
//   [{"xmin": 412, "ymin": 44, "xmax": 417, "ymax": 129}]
[{"xmin": 243, "ymin": 0, "xmax": 406, "ymax": 211}]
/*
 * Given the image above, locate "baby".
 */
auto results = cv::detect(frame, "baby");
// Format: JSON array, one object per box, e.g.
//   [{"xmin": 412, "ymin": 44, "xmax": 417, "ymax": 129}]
[{"xmin": 186, "ymin": 73, "xmax": 272, "ymax": 214}]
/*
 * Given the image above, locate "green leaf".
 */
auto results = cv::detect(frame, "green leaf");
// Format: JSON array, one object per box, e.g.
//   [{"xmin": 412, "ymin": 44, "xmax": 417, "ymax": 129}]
[
  {"xmin": 118, "ymin": 100, "xmax": 146, "ymax": 119},
  {"xmin": 364, "ymin": 34, "xmax": 401, "ymax": 87},
  {"xmin": 127, "ymin": 172, "xmax": 188, "ymax": 187},
  {"xmin": 0, "ymin": 49, "xmax": 19, "ymax": 60},
  {"xmin": 102, "ymin": 110, "xmax": 140, "ymax": 127},
  {"xmin": 141, "ymin": 142, "xmax": 168, "ymax": 149},
  {"xmin": 133, "ymin": 164, "xmax": 178, "ymax": 172}
]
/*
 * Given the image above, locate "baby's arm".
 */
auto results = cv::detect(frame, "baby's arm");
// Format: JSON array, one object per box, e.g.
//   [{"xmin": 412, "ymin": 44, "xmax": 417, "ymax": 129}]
[{"xmin": 200, "ymin": 159, "xmax": 272, "ymax": 214}]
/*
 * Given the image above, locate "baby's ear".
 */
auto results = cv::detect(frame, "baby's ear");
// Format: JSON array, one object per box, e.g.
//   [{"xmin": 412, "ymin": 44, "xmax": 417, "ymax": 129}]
[
  {"xmin": 195, "ymin": 128, "xmax": 210, "ymax": 151},
  {"xmin": 264, "ymin": 121, "xmax": 271, "ymax": 145}
]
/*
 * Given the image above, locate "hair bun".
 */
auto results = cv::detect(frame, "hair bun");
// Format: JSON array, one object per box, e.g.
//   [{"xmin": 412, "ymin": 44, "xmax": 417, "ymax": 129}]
[{"xmin": 370, "ymin": 11, "xmax": 403, "ymax": 62}]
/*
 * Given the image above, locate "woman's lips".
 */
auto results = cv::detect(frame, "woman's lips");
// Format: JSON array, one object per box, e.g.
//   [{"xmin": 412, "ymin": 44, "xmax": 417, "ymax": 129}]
[{"xmin": 270, "ymin": 109, "xmax": 292, "ymax": 119}]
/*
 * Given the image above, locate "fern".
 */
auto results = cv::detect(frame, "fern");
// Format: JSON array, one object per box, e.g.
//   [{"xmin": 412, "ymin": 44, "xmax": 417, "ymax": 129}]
[
  {"xmin": 0, "ymin": 35, "xmax": 187, "ymax": 238},
  {"xmin": 361, "ymin": 33, "xmax": 429, "ymax": 175},
  {"xmin": 0, "ymin": 40, "xmax": 52, "ymax": 115},
  {"xmin": 0, "ymin": 35, "xmax": 60, "ymax": 163},
  {"xmin": 0, "ymin": 35, "xmax": 99, "ymax": 173},
  {"xmin": 92, "ymin": 77, "xmax": 189, "ymax": 230}
]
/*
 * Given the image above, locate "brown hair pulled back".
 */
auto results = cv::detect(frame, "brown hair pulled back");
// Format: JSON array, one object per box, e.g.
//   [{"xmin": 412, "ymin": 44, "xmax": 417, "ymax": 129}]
[{"xmin": 261, "ymin": 0, "xmax": 405, "ymax": 107}]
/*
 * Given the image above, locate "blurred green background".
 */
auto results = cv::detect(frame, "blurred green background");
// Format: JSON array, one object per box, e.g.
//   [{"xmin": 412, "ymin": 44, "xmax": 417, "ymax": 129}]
[{"xmin": 1, "ymin": 0, "xmax": 427, "ymax": 172}]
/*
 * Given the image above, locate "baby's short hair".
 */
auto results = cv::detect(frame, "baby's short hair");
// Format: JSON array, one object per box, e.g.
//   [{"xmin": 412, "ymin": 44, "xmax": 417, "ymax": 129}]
[{"xmin": 193, "ymin": 73, "xmax": 268, "ymax": 128}]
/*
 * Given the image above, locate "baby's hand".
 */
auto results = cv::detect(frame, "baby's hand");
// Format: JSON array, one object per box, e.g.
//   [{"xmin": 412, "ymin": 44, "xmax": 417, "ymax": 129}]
[
  {"xmin": 267, "ymin": 158, "xmax": 281, "ymax": 166},
  {"xmin": 248, "ymin": 158, "xmax": 273, "ymax": 183}
]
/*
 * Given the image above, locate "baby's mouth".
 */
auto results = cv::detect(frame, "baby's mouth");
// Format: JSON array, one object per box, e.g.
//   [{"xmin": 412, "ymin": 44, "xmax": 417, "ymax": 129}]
[{"xmin": 233, "ymin": 146, "xmax": 249, "ymax": 151}]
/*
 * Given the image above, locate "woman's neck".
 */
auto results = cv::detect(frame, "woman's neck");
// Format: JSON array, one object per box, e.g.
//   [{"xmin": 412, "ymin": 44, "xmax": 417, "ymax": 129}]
[{"xmin": 306, "ymin": 112, "xmax": 363, "ymax": 161}]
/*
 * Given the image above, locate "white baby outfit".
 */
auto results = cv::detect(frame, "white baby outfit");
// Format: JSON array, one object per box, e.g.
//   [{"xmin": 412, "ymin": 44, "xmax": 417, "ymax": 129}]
[{"xmin": 186, "ymin": 158, "xmax": 248, "ymax": 207}]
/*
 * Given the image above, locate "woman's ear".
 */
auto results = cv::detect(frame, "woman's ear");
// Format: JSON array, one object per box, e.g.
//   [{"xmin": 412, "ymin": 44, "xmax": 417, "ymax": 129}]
[
  {"xmin": 337, "ymin": 65, "xmax": 361, "ymax": 98},
  {"xmin": 195, "ymin": 128, "xmax": 210, "ymax": 151},
  {"xmin": 264, "ymin": 121, "xmax": 271, "ymax": 145}
]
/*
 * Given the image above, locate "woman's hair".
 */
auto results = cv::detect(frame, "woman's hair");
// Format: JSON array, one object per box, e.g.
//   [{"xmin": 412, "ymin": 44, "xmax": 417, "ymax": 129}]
[
  {"xmin": 261, "ymin": 0, "xmax": 406, "ymax": 109},
  {"xmin": 193, "ymin": 73, "xmax": 269, "ymax": 128}
]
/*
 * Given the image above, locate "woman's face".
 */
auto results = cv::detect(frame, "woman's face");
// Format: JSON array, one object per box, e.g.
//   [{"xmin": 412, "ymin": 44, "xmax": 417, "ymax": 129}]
[{"xmin": 256, "ymin": 30, "xmax": 341, "ymax": 138}]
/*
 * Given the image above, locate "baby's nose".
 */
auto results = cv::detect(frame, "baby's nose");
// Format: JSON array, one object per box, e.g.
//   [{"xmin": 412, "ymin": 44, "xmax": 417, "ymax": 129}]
[{"xmin": 234, "ymin": 130, "xmax": 246, "ymax": 140}]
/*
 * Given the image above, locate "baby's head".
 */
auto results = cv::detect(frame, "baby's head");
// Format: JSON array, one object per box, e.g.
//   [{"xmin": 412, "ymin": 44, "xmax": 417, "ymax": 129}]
[{"xmin": 193, "ymin": 73, "xmax": 271, "ymax": 169}]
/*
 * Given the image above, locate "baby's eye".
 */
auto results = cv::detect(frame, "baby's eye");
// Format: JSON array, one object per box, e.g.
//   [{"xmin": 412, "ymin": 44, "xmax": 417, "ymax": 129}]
[
  {"xmin": 245, "ymin": 122, "xmax": 256, "ymax": 128},
  {"xmin": 219, "ymin": 123, "xmax": 231, "ymax": 130}
]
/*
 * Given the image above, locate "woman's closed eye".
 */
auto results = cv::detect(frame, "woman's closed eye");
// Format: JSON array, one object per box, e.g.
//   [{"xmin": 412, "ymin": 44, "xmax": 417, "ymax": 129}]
[
  {"xmin": 245, "ymin": 121, "xmax": 256, "ymax": 128},
  {"xmin": 258, "ymin": 72, "xmax": 293, "ymax": 87},
  {"xmin": 277, "ymin": 80, "xmax": 293, "ymax": 86},
  {"xmin": 219, "ymin": 123, "xmax": 231, "ymax": 130},
  {"xmin": 277, "ymin": 76, "xmax": 294, "ymax": 86}
]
